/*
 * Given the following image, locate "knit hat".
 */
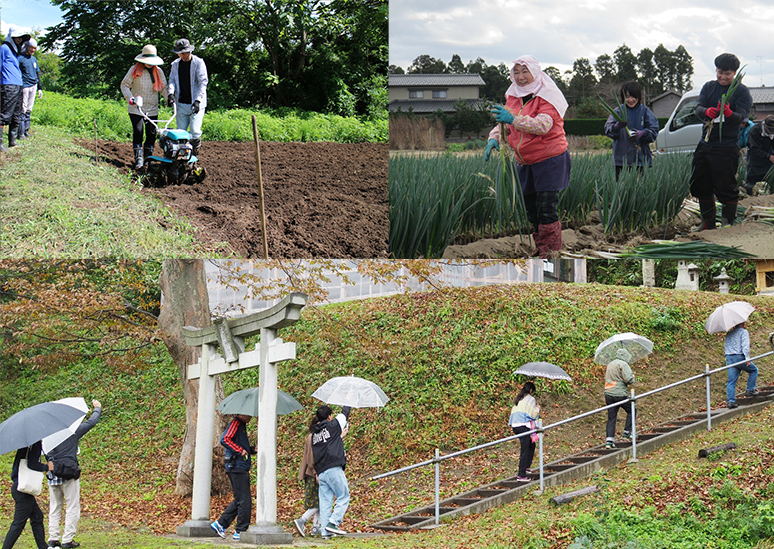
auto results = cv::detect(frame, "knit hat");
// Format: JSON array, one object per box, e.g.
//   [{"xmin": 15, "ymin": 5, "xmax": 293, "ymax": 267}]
[
  {"xmin": 764, "ymin": 115, "xmax": 774, "ymax": 134},
  {"xmin": 134, "ymin": 44, "xmax": 164, "ymax": 66}
]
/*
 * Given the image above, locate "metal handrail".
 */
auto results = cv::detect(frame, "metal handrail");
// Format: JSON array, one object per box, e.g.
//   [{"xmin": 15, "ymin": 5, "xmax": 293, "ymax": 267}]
[{"xmin": 370, "ymin": 345, "xmax": 774, "ymax": 526}]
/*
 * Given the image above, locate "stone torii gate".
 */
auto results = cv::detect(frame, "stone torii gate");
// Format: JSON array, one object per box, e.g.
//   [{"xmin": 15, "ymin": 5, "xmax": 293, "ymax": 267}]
[{"xmin": 176, "ymin": 292, "xmax": 307, "ymax": 545}]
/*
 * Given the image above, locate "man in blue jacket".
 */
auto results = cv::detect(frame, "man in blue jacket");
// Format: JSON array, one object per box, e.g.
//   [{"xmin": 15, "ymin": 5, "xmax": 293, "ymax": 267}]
[
  {"xmin": 17, "ymin": 38, "xmax": 43, "ymax": 139},
  {"xmin": 168, "ymin": 39, "xmax": 208, "ymax": 157},
  {"xmin": 690, "ymin": 53, "xmax": 753, "ymax": 230},
  {"xmin": 0, "ymin": 25, "xmax": 31, "ymax": 151}
]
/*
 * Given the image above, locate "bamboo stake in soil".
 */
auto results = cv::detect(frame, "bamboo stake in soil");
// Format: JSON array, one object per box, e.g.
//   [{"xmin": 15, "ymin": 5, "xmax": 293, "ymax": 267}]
[
  {"xmin": 251, "ymin": 114, "xmax": 269, "ymax": 259},
  {"xmin": 93, "ymin": 118, "xmax": 98, "ymax": 164}
]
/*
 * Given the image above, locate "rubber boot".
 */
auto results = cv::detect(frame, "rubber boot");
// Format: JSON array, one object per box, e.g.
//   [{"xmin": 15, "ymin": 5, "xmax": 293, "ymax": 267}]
[
  {"xmin": 16, "ymin": 119, "xmax": 26, "ymax": 140},
  {"xmin": 692, "ymin": 198, "xmax": 716, "ymax": 231},
  {"xmin": 190, "ymin": 138, "xmax": 201, "ymax": 157},
  {"xmin": 143, "ymin": 145, "xmax": 154, "ymax": 163},
  {"xmin": 0, "ymin": 127, "xmax": 6, "ymax": 152},
  {"xmin": 538, "ymin": 221, "xmax": 563, "ymax": 258},
  {"xmin": 24, "ymin": 111, "xmax": 31, "ymax": 137},
  {"xmin": 133, "ymin": 145, "xmax": 144, "ymax": 170},
  {"xmin": 721, "ymin": 202, "xmax": 738, "ymax": 227},
  {"xmin": 8, "ymin": 123, "xmax": 18, "ymax": 148}
]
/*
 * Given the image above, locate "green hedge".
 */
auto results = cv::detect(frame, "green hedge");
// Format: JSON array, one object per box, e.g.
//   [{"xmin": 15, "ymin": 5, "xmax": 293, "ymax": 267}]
[{"xmin": 564, "ymin": 117, "xmax": 670, "ymax": 136}]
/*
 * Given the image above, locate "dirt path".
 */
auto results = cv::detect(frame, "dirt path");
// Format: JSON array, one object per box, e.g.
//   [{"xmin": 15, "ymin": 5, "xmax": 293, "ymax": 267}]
[
  {"xmin": 444, "ymin": 194, "xmax": 774, "ymax": 259},
  {"xmin": 79, "ymin": 139, "xmax": 389, "ymax": 258}
]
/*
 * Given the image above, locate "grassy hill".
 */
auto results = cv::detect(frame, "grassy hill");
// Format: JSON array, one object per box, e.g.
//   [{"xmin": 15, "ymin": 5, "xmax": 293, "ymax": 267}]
[{"xmin": 1, "ymin": 282, "xmax": 773, "ymax": 548}]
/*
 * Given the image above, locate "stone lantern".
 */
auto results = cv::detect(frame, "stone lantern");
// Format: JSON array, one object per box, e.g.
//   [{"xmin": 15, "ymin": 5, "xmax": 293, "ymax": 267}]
[
  {"xmin": 714, "ymin": 267, "xmax": 732, "ymax": 294},
  {"xmin": 675, "ymin": 261, "xmax": 700, "ymax": 291}
]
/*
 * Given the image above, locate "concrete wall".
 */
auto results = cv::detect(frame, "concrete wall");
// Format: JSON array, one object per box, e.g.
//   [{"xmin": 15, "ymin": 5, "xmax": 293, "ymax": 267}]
[{"xmin": 205, "ymin": 260, "xmax": 587, "ymax": 317}]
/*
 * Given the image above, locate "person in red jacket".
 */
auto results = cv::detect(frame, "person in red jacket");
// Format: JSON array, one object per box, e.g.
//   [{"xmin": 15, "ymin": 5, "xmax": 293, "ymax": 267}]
[{"xmin": 485, "ymin": 55, "xmax": 571, "ymax": 258}]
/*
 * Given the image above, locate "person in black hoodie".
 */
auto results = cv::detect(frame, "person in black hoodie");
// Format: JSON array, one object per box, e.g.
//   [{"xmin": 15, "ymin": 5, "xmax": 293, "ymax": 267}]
[
  {"xmin": 211, "ymin": 414, "xmax": 255, "ymax": 541},
  {"xmin": 1, "ymin": 441, "xmax": 52, "ymax": 549},
  {"xmin": 744, "ymin": 115, "xmax": 774, "ymax": 195},
  {"xmin": 311, "ymin": 405, "xmax": 351, "ymax": 539}
]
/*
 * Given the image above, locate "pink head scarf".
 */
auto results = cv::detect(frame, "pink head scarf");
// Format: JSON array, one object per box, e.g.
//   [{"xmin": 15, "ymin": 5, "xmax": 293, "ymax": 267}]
[{"xmin": 505, "ymin": 55, "xmax": 568, "ymax": 118}]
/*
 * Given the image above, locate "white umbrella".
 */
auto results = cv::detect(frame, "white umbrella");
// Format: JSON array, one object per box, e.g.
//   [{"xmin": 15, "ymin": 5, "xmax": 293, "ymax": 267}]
[
  {"xmin": 594, "ymin": 332, "xmax": 654, "ymax": 365},
  {"xmin": 42, "ymin": 397, "xmax": 89, "ymax": 453},
  {"xmin": 312, "ymin": 376, "xmax": 389, "ymax": 408},
  {"xmin": 513, "ymin": 362, "xmax": 572, "ymax": 381},
  {"xmin": 705, "ymin": 301, "xmax": 755, "ymax": 334}
]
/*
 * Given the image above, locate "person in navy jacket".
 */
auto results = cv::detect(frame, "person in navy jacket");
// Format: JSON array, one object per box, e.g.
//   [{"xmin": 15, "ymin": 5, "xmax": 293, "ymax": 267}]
[
  {"xmin": 690, "ymin": 53, "xmax": 752, "ymax": 229},
  {"xmin": 211, "ymin": 414, "xmax": 255, "ymax": 541}
]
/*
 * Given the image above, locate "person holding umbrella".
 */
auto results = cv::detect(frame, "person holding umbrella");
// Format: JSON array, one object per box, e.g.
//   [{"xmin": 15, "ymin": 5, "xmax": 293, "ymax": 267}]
[
  {"xmin": 45, "ymin": 399, "xmax": 102, "ymax": 549},
  {"xmin": 725, "ymin": 321, "xmax": 758, "ymax": 409},
  {"xmin": 508, "ymin": 382, "xmax": 540, "ymax": 482},
  {"xmin": 311, "ymin": 405, "xmax": 351, "ymax": 539},
  {"xmin": 604, "ymin": 348, "xmax": 635, "ymax": 449},
  {"xmin": 1, "ymin": 441, "xmax": 53, "ymax": 549},
  {"xmin": 211, "ymin": 414, "xmax": 256, "ymax": 541},
  {"xmin": 293, "ymin": 415, "xmax": 321, "ymax": 538}
]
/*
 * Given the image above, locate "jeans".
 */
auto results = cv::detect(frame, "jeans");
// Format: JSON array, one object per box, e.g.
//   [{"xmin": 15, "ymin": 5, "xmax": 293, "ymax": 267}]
[
  {"xmin": 176, "ymin": 102, "xmax": 205, "ymax": 140},
  {"xmin": 318, "ymin": 466, "xmax": 349, "ymax": 535},
  {"xmin": 605, "ymin": 393, "xmax": 634, "ymax": 441},
  {"xmin": 726, "ymin": 354, "xmax": 758, "ymax": 404}
]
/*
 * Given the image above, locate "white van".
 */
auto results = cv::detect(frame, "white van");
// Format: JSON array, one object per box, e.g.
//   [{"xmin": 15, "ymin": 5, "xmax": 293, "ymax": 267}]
[{"xmin": 654, "ymin": 89, "xmax": 702, "ymax": 154}]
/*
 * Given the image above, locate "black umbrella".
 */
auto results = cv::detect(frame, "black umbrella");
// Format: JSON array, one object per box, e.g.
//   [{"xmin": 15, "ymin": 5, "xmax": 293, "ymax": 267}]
[{"xmin": 0, "ymin": 401, "xmax": 88, "ymax": 455}]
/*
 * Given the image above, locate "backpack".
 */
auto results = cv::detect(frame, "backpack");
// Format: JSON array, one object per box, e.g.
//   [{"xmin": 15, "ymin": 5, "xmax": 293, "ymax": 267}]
[{"xmin": 51, "ymin": 455, "xmax": 81, "ymax": 480}]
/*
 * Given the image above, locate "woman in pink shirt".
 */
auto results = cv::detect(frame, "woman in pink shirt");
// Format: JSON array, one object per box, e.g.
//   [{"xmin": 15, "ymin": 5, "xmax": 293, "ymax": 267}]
[{"xmin": 485, "ymin": 55, "xmax": 571, "ymax": 257}]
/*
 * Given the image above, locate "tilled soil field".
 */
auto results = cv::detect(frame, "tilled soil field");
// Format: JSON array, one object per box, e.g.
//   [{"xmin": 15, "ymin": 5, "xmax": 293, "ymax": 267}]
[{"xmin": 80, "ymin": 139, "xmax": 389, "ymax": 258}]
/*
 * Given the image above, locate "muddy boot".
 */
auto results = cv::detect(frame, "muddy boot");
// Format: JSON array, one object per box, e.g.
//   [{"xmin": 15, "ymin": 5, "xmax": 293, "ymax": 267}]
[
  {"xmin": 190, "ymin": 138, "xmax": 201, "ymax": 157},
  {"xmin": 133, "ymin": 145, "xmax": 144, "ymax": 170},
  {"xmin": 538, "ymin": 221, "xmax": 562, "ymax": 258},
  {"xmin": 143, "ymin": 145, "xmax": 154, "ymax": 163},
  {"xmin": 720, "ymin": 202, "xmax": 738, "ymax": 227},
  {"xmin": 691, "ymin": 198, "xmax": 716, "ymax": 232},
  {"xmin": 8, "ymin": 123, "xmax": 18, "ymax": 148}
]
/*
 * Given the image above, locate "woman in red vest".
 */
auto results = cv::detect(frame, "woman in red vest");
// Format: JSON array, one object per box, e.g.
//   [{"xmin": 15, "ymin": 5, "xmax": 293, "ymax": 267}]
[{"xmin": 485, "ymin": 55, "xmax": 570, "ymax": 257}]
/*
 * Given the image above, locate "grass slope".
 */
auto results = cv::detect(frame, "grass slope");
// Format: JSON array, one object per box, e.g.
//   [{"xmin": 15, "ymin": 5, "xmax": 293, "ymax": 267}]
[
  {"xmin": 0, "ymin": 127, "xmax": 229, "ymax": 258},
  {"xmin": 1, "ymin": 283, "xmax": 773, "ymax": 548}
]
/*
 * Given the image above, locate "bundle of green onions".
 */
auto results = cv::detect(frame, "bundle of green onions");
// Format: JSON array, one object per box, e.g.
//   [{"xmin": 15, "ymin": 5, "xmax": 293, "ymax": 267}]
[
  {"xmin": 621, "ymin": 241, "xmax": 754, "ymax": 259},
  {"xmin": 599, "ymin": 94, "xmax": 638, "ymax": 150}
]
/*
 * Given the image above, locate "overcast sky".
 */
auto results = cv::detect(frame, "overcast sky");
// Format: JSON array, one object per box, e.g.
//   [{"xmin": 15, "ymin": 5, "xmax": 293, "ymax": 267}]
[{"xmin": 389, "ymin": 0, "xmax": 774, "ymax": 92}]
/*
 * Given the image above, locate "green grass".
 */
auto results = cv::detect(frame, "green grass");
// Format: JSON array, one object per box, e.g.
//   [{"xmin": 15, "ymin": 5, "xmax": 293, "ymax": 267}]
[
  {"xmin": 33, "ymin": 92, "xmax": 387, "ymax": 143},
  {"xmin": 0, "ymin": 126, "xmax": 230, "ymax": 258}
]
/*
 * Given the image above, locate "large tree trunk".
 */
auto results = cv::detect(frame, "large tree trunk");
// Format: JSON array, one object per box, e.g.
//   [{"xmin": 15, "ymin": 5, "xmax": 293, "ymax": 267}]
[{"xmin": 158, "ymin": 259, "xmax": 228, "ymax": 496}]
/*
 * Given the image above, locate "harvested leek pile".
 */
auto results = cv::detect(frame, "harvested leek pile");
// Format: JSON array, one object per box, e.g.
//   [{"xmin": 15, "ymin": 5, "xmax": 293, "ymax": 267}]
[{"xmin": 621, "ymin": 241, "xmax": 754, "ymax": 259}]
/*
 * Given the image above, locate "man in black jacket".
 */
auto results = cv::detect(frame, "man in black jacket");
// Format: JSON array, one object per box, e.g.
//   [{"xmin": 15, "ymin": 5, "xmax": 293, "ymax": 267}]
[
  {"xmin": 744, "ymin": 115, "xmax": 774, "ymax": 195},
  {"xmin": 311, "ymin": 405, "xmax": 351, "ymax": 539},
  {"xmin": 690, "ymin": 53, "xmax": 753, "ymax": 229},
  {"xmin": 45, "ymin": 400, "xmax": 102, "ymax": 549}
]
